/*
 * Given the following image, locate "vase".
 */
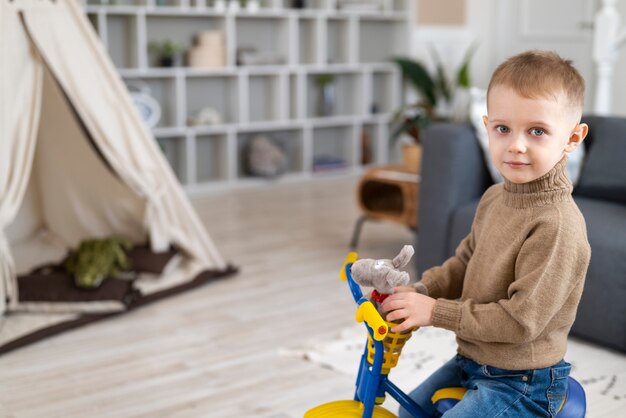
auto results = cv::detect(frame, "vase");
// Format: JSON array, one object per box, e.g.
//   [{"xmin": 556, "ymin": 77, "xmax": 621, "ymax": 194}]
[
  {"xmin": 317, "ymin": 83, "xmax": 335, "ymax": 117},
  {"xmin": 159, "ymin": 56, "xmax": 175, "ymax": 67},
  {"xmin": 402, "ymin": 144, "xmax": 422, "ymax": 172}
]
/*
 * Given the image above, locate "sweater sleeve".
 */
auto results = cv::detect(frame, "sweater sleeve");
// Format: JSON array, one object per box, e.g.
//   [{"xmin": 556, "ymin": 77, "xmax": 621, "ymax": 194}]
[
  {"xmin": 431, "ymin": 209, "xmax": 591, "ymax": 344},
  {"xmin": 420, "ymin": 230, "xmax": 475, "ymax": 300}
]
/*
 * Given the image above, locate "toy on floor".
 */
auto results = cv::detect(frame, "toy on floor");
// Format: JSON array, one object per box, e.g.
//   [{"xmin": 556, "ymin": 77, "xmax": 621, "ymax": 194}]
[
  {"xmin": 64, "ymin": 236, "xmax": 133, "ymax": 289},
  {"xmin": 304, "ymin": 252, "xmax": 587, "ymax": 418}
]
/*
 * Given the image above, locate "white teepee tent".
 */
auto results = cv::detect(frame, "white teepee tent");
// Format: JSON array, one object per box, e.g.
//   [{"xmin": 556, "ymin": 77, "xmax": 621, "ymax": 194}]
[{"xmin": 0, "ymin": 0, "xmax": 233, "ymax": 350}]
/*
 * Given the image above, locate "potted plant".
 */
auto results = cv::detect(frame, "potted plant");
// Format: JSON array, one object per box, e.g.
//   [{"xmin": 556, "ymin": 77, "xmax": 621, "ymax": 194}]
[
  {"xmin": 149, "ymin": 39, "xmax": 182, "ymax": 67},
  {"xmin": 391, "ymin": 45, "xmax": 476, "ymax": 169}
]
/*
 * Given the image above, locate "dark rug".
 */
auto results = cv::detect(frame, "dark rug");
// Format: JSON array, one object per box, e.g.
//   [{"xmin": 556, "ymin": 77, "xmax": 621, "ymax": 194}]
[{"xmin": 0, "ymin": 245, "xmax": 237, "ymax": 355}]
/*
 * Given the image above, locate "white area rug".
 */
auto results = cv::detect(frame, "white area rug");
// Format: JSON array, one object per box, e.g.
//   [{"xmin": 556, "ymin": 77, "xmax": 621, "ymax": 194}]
[{"xmin": 285, "ymin": 325, "xmax": 626, "ymax": 417}]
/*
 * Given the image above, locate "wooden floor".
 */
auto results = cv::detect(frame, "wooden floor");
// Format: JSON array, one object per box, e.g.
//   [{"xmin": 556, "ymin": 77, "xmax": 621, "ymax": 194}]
[
  {"xmin": 1, "ymin": 176, "xmax": 623, "ymax": 417},
  {"xmin": 0, "ymin": 175, "xmax": 417, "ymax": 417}
]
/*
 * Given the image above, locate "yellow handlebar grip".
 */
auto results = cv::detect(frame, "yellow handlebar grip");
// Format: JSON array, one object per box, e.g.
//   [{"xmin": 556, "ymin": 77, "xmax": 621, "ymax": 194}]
[
  {"xmin": 340, "ymin": 252, "xmax": 358, "ymax": 281},
  {"xmin": 355, "ymin": 302, "xmax": 388, "ymax": 341}
]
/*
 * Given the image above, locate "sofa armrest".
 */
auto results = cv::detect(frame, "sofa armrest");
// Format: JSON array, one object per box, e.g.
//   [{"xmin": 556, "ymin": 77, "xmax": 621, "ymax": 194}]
[{"xmin": 416, "ymin": 123, "xmax": 492, "ymax": 275}]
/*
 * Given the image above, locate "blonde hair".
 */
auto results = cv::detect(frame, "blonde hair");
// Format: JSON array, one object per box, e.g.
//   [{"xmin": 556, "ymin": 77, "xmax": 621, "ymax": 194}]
[{"xmin": 487, "ymin": 50, "xmax": 585, "ymax": 112}]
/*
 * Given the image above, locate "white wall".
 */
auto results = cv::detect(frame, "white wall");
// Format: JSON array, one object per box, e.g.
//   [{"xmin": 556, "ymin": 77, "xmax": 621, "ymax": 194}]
[
  {"xmin": 412, "ymin": 0, "xmax": 626, "ymax": 116},
  {"xmin": 411, "ymin": 0, "xmax": 498, "ymax": 90},
  {"xmin": 612, "ymin": 1, "xmax": 626, "ymax": 116}
]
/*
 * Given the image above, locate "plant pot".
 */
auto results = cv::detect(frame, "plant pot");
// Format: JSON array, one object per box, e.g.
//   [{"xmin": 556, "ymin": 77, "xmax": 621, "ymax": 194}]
[
  {"xmin": 159, "ymin": 56, "xmax": 175, "ymax": 67},
  {"xmin": 402, "ymin": 144, "xmax": 422, "ymax": 172}
]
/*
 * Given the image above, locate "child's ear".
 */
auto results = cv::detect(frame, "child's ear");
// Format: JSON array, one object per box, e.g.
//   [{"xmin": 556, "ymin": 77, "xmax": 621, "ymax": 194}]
[
  {"xmin": 565, "ymin": 123, "xmax": 588, "ymax": 153},
  {"xmin": 482, "ymin": 115, "xmax": 488, "ymax": 128}
]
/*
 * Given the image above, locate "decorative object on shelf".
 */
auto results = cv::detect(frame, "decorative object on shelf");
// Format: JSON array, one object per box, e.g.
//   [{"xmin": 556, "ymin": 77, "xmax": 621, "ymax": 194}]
[
  {"xmin": 188, "ymin": 107, "xmax": 222, "ymax": 126},
  {"xmin": 361, "ymin": 128, "xmax": 372, "ymax": 165},
  {"xmin": 188, "ymin": 31, "xmax": 225, "ymax": 68},
  {"xmin": 401, "ymin": 142, "xmax": 422, "ymax": 171},
  {"xmin": 83, "ymin": 1, "xmax": 410, "ymax": 188},
  {"xmin": 236, "ymin": 46, "xmax": 284, "ymax": 66},
  {"xmin": 337, "ymin": 0, "xmax": 383, "ymax": 13},
  {"xmin": 390, "ymin": 44, "xmax": 477, "ymax": 145},
  {"xmin": 126, "ymin": 80, "xmax": 162, "ymax": 128},
  {"xmin": 313, "ymin": 155, "xmax": 347, "ymax": 172},
  {"xmin": 213, "ymin": 0, "xmax": 226, "ymax": 12},
  {"xmin": 315, "ymin": 73, "xmax": 335, "ymax": 117},
  {"xmin": 244, "ymin": 135, "xmax": 288, "ymax": 178},
  {"xmin": 149, "ymin": 39, "xmax": 182, "ymax": 67}
]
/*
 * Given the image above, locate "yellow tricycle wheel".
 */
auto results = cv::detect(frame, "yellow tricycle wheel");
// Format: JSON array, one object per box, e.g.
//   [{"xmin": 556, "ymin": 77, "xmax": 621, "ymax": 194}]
[{"xmin": 304, "ymin": 400, "xmax": 397, "ymax": 417}]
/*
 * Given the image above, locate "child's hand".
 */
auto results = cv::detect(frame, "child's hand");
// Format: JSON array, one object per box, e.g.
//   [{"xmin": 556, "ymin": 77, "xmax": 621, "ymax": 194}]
[{"xmin": 381, "ymin": 290, "xmax": 436, "ymax": 332}]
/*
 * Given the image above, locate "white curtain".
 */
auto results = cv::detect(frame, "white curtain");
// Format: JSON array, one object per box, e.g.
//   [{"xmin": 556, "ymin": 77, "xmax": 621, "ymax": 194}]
[
  {"xmin": 19, "ymin": 1, "xmax": 226, "ymax": 269},
  {"xmin": 0, "ymin": 7, "xmax": 44, "ymax": 314}
]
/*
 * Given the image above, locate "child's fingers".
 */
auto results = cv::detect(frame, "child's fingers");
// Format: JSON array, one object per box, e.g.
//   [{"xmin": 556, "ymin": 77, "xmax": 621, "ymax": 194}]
[
  {"xmin": 393, "ymin": 286, "xmax": 414, "ymax": 294},
  {"xmin": 390, "ymin": 319, "xmax": 414, "ymax": 333},
  {"xmin": 380, "ymin": 295, "xmax": 406, "ymax": 312},
  {"xmin": 385, "ymin": 308, "xmax": 407, "ymax": 323}
]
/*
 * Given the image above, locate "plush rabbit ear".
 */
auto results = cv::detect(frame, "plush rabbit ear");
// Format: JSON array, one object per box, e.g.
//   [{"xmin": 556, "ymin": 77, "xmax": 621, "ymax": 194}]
[{"xmin": 392, "ymin": 245, "xmax": 415, "ymax": 269}]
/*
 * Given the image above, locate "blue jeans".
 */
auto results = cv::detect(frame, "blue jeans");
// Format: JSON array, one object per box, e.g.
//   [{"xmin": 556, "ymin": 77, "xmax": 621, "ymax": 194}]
[{"xmin": 398, "ymin": 355, "xmax": 571, "ymax": 418}]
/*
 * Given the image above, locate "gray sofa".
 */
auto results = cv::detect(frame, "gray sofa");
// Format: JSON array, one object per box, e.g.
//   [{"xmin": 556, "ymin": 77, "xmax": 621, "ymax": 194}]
[{"xmin": 416, "ymin": 116, "xmax": 626, "ymax": 352}]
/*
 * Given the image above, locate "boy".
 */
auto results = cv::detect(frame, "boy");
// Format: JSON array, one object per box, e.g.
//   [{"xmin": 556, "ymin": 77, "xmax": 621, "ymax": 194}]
[{"xmin": 382, "ymin": 50, "xmax": 591, "ymax": 417}]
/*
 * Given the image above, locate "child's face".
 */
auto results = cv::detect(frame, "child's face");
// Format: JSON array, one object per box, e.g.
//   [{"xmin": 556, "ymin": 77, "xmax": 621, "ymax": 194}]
[{"xmin": 483, "ymin": 86, "xmax": 587, "ymax": 184}]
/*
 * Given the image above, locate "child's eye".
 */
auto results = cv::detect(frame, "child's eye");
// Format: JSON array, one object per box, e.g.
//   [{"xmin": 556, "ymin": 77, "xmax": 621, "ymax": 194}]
[
  {"xmin": 496, "ymin": 125, "xmax": 510, "ymax": 134},
  {"xmin": 529, "ymin": 128, "xmax": 545, "ymax": 136}
]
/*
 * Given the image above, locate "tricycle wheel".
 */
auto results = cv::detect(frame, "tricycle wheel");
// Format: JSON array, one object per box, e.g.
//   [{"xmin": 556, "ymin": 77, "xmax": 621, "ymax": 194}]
[{"xmin": 305, "ymin": 400, "xmax": 397, "ymax": 417}]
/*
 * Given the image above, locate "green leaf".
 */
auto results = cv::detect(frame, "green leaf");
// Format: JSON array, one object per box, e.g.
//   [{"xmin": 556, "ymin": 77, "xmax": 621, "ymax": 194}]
[
  {"xmin": 456, "ymin": 43, "xmax": 478, "ymax": 88},
  {"xmin": 393, "ymin": 57, "xmax": 437, "ymax": 107},
  {"xmin": 429, "ymin": 47, "xmax": 451, "ymax": 102}
]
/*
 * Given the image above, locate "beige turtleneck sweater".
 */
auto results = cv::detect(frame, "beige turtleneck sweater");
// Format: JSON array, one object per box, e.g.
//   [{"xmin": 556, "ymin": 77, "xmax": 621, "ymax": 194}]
[{"xmin": 421, "ymin": 157, "xmax": 591, "ymax": 370}]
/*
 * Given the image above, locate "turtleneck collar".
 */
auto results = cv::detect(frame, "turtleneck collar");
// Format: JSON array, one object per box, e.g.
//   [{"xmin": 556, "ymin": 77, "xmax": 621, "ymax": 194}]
[{"xmin": 502, "ymin": 156, "xmax": 573, "ymax": 209}]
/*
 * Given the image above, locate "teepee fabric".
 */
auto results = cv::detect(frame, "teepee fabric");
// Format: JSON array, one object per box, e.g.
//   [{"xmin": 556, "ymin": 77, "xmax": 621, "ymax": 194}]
[{"xmin": 0, "ymin": 0, "xmax": 233, "ymax": 344}]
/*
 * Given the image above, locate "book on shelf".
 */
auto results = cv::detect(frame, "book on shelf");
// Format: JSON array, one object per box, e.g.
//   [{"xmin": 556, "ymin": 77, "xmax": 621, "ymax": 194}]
[{"xmin": 313, "ymin": 156, "xmax": 348, "ymax": 172}]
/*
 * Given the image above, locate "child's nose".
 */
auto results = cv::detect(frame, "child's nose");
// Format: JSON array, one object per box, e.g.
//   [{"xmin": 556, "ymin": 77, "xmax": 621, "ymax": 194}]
[{"xmin": 508, "ymin": 135, "xmax": 527, "ymax": 153}]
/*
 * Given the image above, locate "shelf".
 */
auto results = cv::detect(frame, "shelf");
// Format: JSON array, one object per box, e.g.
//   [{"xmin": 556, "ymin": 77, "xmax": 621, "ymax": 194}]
[
  {"xmin": 326, "ymin": 16, "xmax": 351, "ymax": 64},
  {"xmin": 358, "ymin": 18, "xmax": 406, "ymax": 64},
  {"xmin": 83, "ymin": 0, "xmax": 410, "ymax": 189},
  {"xmin": 306, "ymin": 72, "xmax": 362, "ymax": 118},
  {"xmin": 298, "ymin": 16, "xmax": 318, "ymax": 65},
  {"xmin": 195, "ymin": 133, "xmax": 228, "ymax": 182},
  {"xmin": 186, "ymin": 74, "xmax": 239, "ymax": 125},
  {"xmin": 235, "ymin": 16, "xmax": 289, "ymax": 66},
  {"xmin": 248, "ymin": 74, "xmax": 282, "ymax": 123},
  {"xmin": 312, "ymin": 125, "xmax": 354, "ymax": 173},
  {"xmin": 107, "ymin": 14, "xmax": 139, "ymax": 68},
  {"xmin": 156, "ymin": 135, "xmax": 187, "ymax": 181}
]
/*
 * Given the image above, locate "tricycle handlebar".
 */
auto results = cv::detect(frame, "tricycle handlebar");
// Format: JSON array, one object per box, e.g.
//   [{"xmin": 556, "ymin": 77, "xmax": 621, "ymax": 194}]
[{"xmin": 342, "ymin": 252, "xmax": 388, "ymax": 341}]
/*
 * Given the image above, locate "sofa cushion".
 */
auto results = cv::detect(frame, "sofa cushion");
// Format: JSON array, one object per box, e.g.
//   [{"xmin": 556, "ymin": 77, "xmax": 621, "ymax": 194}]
[
  {"xmin": 576, "ymin": 116, "xmax": 626, "ymax": 204},
  {"xmin": 570, "ymin": 197, "xmax": 626, "ymax": 351}
]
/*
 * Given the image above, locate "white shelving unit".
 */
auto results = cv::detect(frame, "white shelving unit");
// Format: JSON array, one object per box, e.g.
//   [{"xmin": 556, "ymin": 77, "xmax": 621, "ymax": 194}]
[{"xmin": 83, "ymin": 0, "xmax": 411, "ymax": 192}]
